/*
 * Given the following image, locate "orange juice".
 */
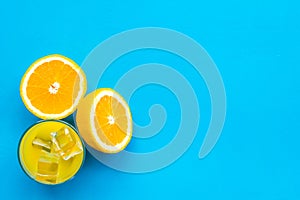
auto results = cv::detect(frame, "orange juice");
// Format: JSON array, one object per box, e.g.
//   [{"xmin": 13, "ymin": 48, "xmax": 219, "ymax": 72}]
[{"xmin": 18, "ymin": 120, "xmax": 85, "ymax": 185}]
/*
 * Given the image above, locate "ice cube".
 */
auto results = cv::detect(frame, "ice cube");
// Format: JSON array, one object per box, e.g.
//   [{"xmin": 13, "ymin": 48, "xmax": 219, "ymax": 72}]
[
  {"xmin": 32, "ymin": 137, "xmax": 51, "ymax": 153},
  {"xmin": 36, "ymin": 152, "xmax": 59, "ymax": 184},
  {"xmin": 51, "ymin": 127, "xmax": 83, "ymax": 160}
]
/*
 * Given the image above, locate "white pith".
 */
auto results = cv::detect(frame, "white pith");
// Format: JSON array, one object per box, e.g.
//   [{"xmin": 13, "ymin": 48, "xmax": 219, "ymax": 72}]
[
  {"xmin": 107, "ymin": 115, "xmax": 115, "ymax": 125},
  {"xmin": 48, "ymin": 82, "xmax": 60, "ymax": 94}
]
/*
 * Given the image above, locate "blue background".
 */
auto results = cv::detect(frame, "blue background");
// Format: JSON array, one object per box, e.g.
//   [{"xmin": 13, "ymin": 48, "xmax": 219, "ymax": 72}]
[{"xmin": 1, "ymin": 0, "xmax": 299, "ymax": 199}]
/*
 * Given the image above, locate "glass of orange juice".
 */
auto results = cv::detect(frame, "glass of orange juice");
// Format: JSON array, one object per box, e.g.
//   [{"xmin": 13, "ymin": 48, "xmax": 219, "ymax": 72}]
[{"xmin": 18, "ymin": 120, "xmax": 85, "ymax": 185}]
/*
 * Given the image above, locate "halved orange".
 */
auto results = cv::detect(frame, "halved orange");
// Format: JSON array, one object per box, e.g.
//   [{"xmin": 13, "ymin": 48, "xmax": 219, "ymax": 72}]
[
  {"xmin": 76, "ymin": 88, "xmax": 132, "ymax": 153},
  {"xmin": 20, "ymin": 54, "xmax": 87, "ymax": 119}
]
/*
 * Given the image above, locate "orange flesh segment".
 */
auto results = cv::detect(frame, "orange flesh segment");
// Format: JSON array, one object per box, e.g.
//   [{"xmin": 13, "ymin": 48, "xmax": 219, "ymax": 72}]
[{"xmin": 94, "ymin": 95, "xmax": 129, "ymax": 146}]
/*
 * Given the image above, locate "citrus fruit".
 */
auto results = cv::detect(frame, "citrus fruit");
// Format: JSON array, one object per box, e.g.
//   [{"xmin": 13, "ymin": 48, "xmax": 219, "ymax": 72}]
[
  {"xmin": 76, "ymin": 88, "xmax": 132, "ymax": 153},
  {"xmin": 20, "ymin": 54, "xmax": 87, "ymax": 119}
]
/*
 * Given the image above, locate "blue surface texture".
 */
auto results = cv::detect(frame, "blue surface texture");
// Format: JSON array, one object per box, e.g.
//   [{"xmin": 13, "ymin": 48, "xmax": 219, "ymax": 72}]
[{"xmin": 1, "ymin": 0, "xmax": 299, "ymax": 199}]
